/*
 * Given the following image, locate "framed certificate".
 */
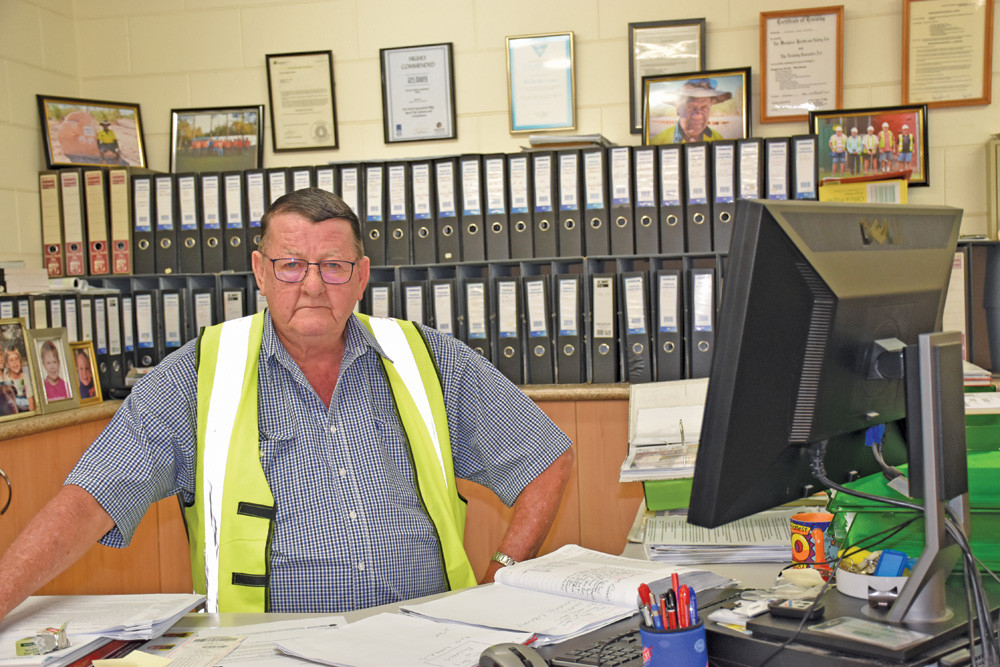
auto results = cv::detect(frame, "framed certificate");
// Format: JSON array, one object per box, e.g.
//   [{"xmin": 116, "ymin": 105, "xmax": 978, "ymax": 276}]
[
  {"xmin": 759, "ymin": 6, "xmax": 843, "ymax": 123},
  {"xmin": 266, "ymin": 50, "xmax": 338, "ymax": 152},
  {"xmin": 628, "ymin": 19, "xmax": 706, "ymax": 134},
  {"xmin": 380, "ymin": 42, "xmax": 456, "ymax": 143},
  {"xmin": 903, "ymin": 0, "xmax": 993, "ymax": 107},
  {"xmin": 506, "ymin": 32, "xmax": 575, "ymax": 133}
]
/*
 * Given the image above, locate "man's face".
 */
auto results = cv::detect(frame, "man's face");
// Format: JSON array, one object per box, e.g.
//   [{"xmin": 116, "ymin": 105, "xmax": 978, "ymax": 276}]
[
  {"xmin": 252, "ymin": 213, "xmax": 370, "ymax": 349},
  {"xmin": 677, "ymin": 97, "xmax": 713, "ymax": 138}
]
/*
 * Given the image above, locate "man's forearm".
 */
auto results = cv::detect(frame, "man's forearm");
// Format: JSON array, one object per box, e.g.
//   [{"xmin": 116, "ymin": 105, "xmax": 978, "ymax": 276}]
[
  {"xmin": 0, "ymin": 484, "xmax": 114, "ymax": 619},
  {"xmin": 481, "ymin": 447, "xmax": 574, "ymax": 582}
]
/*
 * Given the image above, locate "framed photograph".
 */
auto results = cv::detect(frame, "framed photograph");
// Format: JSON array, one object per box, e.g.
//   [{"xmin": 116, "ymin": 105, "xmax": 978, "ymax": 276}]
[
  {"xmin": 760, "ymin": 6, "xmax": 843, "ymax": 123},
  {"xmin": 70, "ymin": 340, "xmax": 102, "ymax": 407},
  {"xmin": 266, "ymin": 50, "xmax": 338, "ymax": 151},
  {"xmin": 25, "ymin": 327, "xmax": 79, "ymax": 414},
  {"xmin": 903, "ymin": 0, "xmax": 993, "ymax": 107},
  {"xmin": 808, "ymin": 104, "xmax": 929, "ymax": 186},
  {"xmin": 642, "ymin": 67, "xmax": 751, "ymax": 145},
  {"xmin": 380, "ymin": 43, "xmax": 457, "ymax": 143},
  {"xmin": 36, "ymin": 94, "xmax": 146, "ymax": 169},
  {"xmin": 506, "ymin": 32, "xmax": 576, "ymax": 133},
  {"xmin": 628, "ymin": 19, "xmax": 706, "ymax": 134},
  {"xmin": 170, "ymin": 105, "xmax": 264, "ymax": 173},
  {"xmin": 0, "ymin": 318, "xmax": 39, "ymax": 422}
]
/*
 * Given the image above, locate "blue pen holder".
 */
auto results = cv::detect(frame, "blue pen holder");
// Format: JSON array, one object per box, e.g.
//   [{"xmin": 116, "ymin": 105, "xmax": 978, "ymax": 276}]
[{"xmin": 640, "ymin": 622, "xmax": 707, "ymax": 667}]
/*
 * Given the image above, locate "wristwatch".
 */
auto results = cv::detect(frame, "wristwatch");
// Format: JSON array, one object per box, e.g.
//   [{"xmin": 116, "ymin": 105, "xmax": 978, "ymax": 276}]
[{"xmin": 490, "ymin": 551, "xmax": 518, "ymax": 568}]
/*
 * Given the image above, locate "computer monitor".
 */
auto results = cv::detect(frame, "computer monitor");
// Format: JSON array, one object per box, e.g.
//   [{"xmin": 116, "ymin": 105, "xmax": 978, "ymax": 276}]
[{"xmin": 688, "ymin": 199, "xmax": 963, "ymax": 529}]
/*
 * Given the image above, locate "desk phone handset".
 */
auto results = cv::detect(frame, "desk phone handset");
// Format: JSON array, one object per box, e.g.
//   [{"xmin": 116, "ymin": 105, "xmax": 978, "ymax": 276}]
[{"xmin": 479, "ymin": 642, "xmax": 548, "ymax": 667}]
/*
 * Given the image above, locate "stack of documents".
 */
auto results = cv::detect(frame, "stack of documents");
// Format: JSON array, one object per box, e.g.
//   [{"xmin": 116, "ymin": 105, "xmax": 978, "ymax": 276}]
[
  {"xmin": 643, "ymin": 509, "xmax": 796, "ymax": 565},
  {"xmin": 619, "ymin": 379, "xmax": 708, "ymax": 482}
]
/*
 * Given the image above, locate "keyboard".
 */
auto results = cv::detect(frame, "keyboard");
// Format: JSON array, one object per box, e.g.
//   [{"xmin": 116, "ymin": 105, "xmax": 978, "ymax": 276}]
[{"xmin": 546, "ymin": 625, "xmax": 642, "ymax": 666}]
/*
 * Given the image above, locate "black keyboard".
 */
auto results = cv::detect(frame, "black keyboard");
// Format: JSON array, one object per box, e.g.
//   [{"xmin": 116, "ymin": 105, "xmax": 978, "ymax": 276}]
[{"xmin": 546, "ymin": 626, "xmax": 642, "ymax": 666}]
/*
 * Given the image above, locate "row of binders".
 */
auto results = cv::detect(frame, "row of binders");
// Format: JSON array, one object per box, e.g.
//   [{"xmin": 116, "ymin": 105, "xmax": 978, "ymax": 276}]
[{"xmin": 38, "ymin": 135, "xmax": 819, "ymax": 277}]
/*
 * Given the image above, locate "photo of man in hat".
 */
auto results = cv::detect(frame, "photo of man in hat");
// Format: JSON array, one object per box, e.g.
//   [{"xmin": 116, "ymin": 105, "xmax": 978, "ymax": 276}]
[
  {"xmin": 96, "ymin": 119, "xmax": 123, "ymax": 164},
  {"xmin": 649, "ymin": 77, "xmax": 733, "ymax": 144}
]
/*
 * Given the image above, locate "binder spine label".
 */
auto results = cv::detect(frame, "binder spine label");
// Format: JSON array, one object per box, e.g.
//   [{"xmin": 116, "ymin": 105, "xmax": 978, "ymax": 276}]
[
  {"xmin": 584, "ymin": 152, "xmax": 605, "ymax": 210},
  {"xmin": 389, "ymin": 164, "xmax": 407, "ymax": 220},
  {"xmin": 526, "ymin": 281, "xmax": 548, "ymax": 338},
  {"xmin": 623, "ymin": 276, "xmax": 647, "ymax": 335},
  {"xmin": 693, "ymin": 272, "xmax": 714, "ymax": 332},
  {"xmin": 365, "ymin": 167, "xmax": 383, "ymax": 221},
  {"xmin": 559, "ymin": 154, "xmax": 579, "ymax": 210},
  {"xmin": 659, "ymin": 274, "xmax": 679, "ymax": 333},
  {"xmin": 636, "ymin": 151, "xmax": 656, "ymax": 208},
  {"xmin": 593, "ymin": 277, "xmax": 615, "ymax": 338},
  {"xmin": 466, "ymin": 283, "xmax": 487, "ymax": 339},
  {"xmin": 609, "ymin": 148, "xmax": 630, "ymax": 206},
  {"xmin": 497, "ymin": 281, "xmax": 518, "ymax": 337},
  {"xmin": 714, "ymin": 145, "xmax": 735, "ymax": 203},
  {"xmin": 433, "ymin": 284, "xmax": 454, "ymax": 335},
  {"xmin": 660, "ymin": 149, "xmax": 681, "ymax": 207},
  {"xmin": 509, "ymin": 158, "xmax": 529, "ymax": 214},
  {"xmin": 341, "ymin": 168, "xmax": 360, "ymax": 218},
  {"xmin": 412, "ymin": 164, "xmax": 432, "ymax": 220},
  {"xmin": 436, "ymin": 162, "xmax": 457, "ymax": 218},
  {"xmin": 178, "ymin": 176, "xmax": 198, "ymax": 230},
  {"xmin": 686, "ymin": 146, "xmax": 709, "ymax": 205},
  {"xmin": 534, "ymin": 155, "xmax": 553, "ymax": 212},
  {"xmin": 462, "ymin": 161, "xmax": 482, "ymax": 215},
  {"xmin": 739, "ymin": 142, "xmax": 762, "ymax": 199},
  {"xmin": 485, "ymin": 158, "xmax": 506, "ymax": 215},
  {"xmin": 558, "ymin": 279, "xmax": 578, "ymax": 336}
]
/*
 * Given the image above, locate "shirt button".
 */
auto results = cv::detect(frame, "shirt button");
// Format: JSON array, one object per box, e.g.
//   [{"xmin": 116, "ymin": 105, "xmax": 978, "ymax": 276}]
[
  {"xmin": 330, "ymin": 425, "xmax": 337, "ymax": 434},
  {"xmin": 357, "ymin": 562, "xmax": 366, "ymax": 571},
  {"xmin": 349, "ymin": 510, "xmax": 357, "ymax": 520},
  {"xmin": 339, "ymin": 468, "xmax": 347, "ymax": 477}
]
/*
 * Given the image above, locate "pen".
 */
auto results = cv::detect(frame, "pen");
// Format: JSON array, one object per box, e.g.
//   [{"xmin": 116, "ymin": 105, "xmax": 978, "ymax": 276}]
[
  {"xmin": 671, "ymin": 572, "xmax": 680, "ymax": 596},
  {"xmin": 665, "ymin": 588, "xmax": 678, "ymax": 629},
  {"xmin": 658, "ymin": 593, "xmax": 668, "ymax": 629},
  {"xmin": 677, "ymin": 585, "xmax": 691, "ymax": 628},
  {"xmin": 688, "ymin": 587, "xmax": 699, "ymax": 625},
  {"xmin": 637, "ymin": 583, "xmax": 654, "ymax": 628},
  {"xmin": 650, "ymin": 594, "xmax": 664, "ymax": 630}
]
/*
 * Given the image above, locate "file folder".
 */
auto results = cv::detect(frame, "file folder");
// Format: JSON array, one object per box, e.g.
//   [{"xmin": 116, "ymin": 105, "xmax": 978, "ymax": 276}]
[
  {"xmin": 555, "ymin": 274, "xmax": 585, "ymax": 384},
  {"xmin": 190, "ymin": 286, "xmax": 216, "ymax": 338},
  {"xmin": 410, "ymin": 160, "xmax": 437, "ymax": 265},
  {"xmin": 589, "ymin": 273, "xmax": 619, "ymax": 383},
  {"xmin": 531, "ymin": 152, "xmax": 558, "ymax": 259},
  {"xmin": 608, "ymin": 146, "xmax": 634, "ymax": 256},
  {"xmin": 60, "ymin": 169, "xmax": 87, "ymax": 277},
  {"xmin": 737, "ymin": 137, "xmax": 765, "ymax": 201},
  {"xmin": 683, "ymin": 143, "xmax": 712, "ymax": 253},
  {"xmin": 633, "ymin": 146, "xmax": 659, "ymax": 254},
  {"xmin": 385, "ymin": 161, "xmax": 412, "ymax": 266},
  {"xmin": 83, "ymin": 169, "xmax": 110, "ymax": 275},
  {"xmin": 582, "ymin": 148, "xmax": 610, "ymax": 256},
  {"xmin": 103, "ymin": 293, "xmax": 124, "ymax": 391},
  {"xmin": 508, "ymin": 154, "xmax": 533, "ymax": 260},
  {"xmin": 175, "ymin": 173, "xmax": 202, "ymax": 274},
  {"xmin": 557, "ymin": 150, "xmax": 583, "ymax": 257},
  {"xmin": 462, "ymin": 278, "xmax": 490, "ymax": 358},
  {"xmin": 711, "ymin": 141, "xmax": 737, "ymax": 253},
  {"xmin": 63, "ymin": 294, "xmax": 79, "ymax": 342},
  {"xmin": 791, "ymin": 134, "xmax": 819, "ymax": 200},
  {"xmin": 402, "ymin": 281, "xmax": 426, "ymax": 325},
  {"xmin": 620, "ymin": 271, "xmax": 652, "ymax": 384},
  {"xmin": 430, "ymin": 279, "xmax": 458, "ymax": 338},
  {"xmin": 364, "ymin": 282, "xmax": 395, "ymax": 319},
  {"xmin": 654, "ymin": 269, "xmax": 683, "ymax": 381},
  {"xmin": 459, "ymin": 155, "xmax": 485, "ymax": 262},
  {"xmin": 93, "ymin": 294, "xmax": 111, "ymax": 391},
  {"xmin": 46, "ymin": 294, "xmax": 63, "ymax": 329},
  {"xmin": 657, "ymin": 145, "xmax": 685, "ymax": 255},
  {"xmin": 245, "ymin": 169, "xmax": 267, "ymax": 252},
  {"xmin": 0, "ymin": 297, "xmax": 12, "ymax": 321},
  {"xmin": 765, "ymin": 137, "xmax": 790, "ymax": 201},
  {"xmin": 483, "ymin": 154, "xmax": 510, "ymax": 260},
  {"xmin": 314, "ymin": 165, "xmax": 335, "ymax": 193},
  {"xmin": 79, "ymin": 294, "xmax": 96, "ymax": 345},
  {"xmin": 17, "ymin": 296, "xmax": 32, "ymax": 328},
  {"xmin": 363, "ymin": 163, "xmax": 386, "ymax": 266},
  {"xmin": 120, "ymin": 294, "xmax": 136, "ymax": 374},
  {"xmin": 39, "ymin": 171, "xmax": 64, "ymax": 277},
  {"xmin": 338, "ymin": 163, "xmax": 362, "ymax": 219},
  {"xmin": 523, "ymin": 276, "xmax": 554, "ymax": 385},
  {"xmin": 161, "ymin": 289, "xmax": 185, "ymax": 358},
  {"xmin": 267, "ymin": 167, "xmax": 289, "ymax": 204},
  {"xmin": 221, "ymin": 286, "xmax": 246, "ymax": 322},
  {"xmin": 289, "ymin": 166, "xmax": 314, "ymax": 192},
  {"xmin": 154, "ymin": 174, "xmax": 178, "ymax": 273},
  {"xmin": 434, "ymin": 157, "xmax": 461, "ymax": 263},
  {"xmin": 107, "ymin": 167, "xmax": 131, "ymax": 275},
  {"xmin": 133, "ymin": 289, "xmax": 160, "ymax": 368},
  {"xmin": 29, "ymin": 295, "xmax": 48, "ymax": 329},
  {"xmin": 199, "ymin": 173, "xmax": 225, "ymax": 273},
  {"xmin": 492, "ymin": 277, "xmax": 523, "ymax": 384},
  {"xmin": 223, "ymin": 172, "xmax": 248, "ymax": 271},
  {"xmin": 688, "ymin": 267, "xmax": 715, "ymax": 378}
]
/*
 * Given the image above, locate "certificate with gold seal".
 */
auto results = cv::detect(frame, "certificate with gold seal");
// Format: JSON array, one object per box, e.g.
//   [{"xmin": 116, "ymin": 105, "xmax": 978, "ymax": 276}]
[{"xmin": 266, "ymin": 50, "xmax": 338, "ymax": 152}]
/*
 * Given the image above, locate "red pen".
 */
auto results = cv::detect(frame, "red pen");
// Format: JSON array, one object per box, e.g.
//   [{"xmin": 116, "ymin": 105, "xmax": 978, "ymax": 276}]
[
  {"xmin": 677, "ymin": 585, "xmax": 691, "ymax": 628},
  {"xmin": 671, "ymin": 572, "xmax": 680, "ymax": 595},
  {"xmin": 658, "ymin": 593, "xmax": 668, "ymax": 629}
]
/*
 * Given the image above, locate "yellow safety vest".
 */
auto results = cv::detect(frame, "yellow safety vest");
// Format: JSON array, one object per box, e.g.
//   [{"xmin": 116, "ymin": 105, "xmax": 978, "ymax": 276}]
[{"xmin": 183, "ymin": 311, "xmax": 476, "ymax": 612}]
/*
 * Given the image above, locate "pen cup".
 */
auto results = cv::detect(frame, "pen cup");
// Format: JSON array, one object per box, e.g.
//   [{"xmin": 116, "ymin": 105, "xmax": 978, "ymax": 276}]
[{"xmin": 639, "ymin": 621, "xmax": 707, "ymax": 667}]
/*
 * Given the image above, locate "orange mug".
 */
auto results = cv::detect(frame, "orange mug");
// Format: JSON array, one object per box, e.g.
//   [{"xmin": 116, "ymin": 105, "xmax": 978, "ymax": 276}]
[{"xmin": 790, "ymin": 512, "xmax": 835, "ymax": 570}]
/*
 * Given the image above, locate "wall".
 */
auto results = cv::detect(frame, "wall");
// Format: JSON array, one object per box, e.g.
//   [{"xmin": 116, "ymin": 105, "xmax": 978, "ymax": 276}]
[{"xmin": 2, "ymin": 0, "xmax": 998, "ymax": 269}]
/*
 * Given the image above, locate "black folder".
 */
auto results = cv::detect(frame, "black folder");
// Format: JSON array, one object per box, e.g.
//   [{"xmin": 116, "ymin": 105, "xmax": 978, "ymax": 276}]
[
  {"xmin": 62, "ymin": 294, "xmax": 80, "ymax": 343},
  {"xmin": 554, "ymin": 274, "xmax": 585, "ymax": 384},
  {"xmin": 507, "ymin": 154, "xmax": 533, "ymax": 260},
  {"xmin": 131, "ymin": 174, "xmax": 154, "ymax": 274},
  {"xmin": 364, "ymin": 281, "xmax": 395, "ymax": 319},
  {"xmin": 222, "ymin": 172, "xmax": 248, "ymax": 272},
  {"xmin": 459, "ymin": 155, "xmax": 485, "ymax": 262},
  {"xmin": 483, "ymin": 154, "xmax": 510, "ymax": 260},
  {"xmin": 289, "ymin": 166, "xmax": 314, "ymax": 192},
  {"xmin": 711, "ymin": 141, "xmax": 737, "ymax": 253},
  {"xmin": 589, "ymin": 273, "xmax": 619, "ymax": 383},
  {"xmin": 92, "ymin": 294, "xmax": 112, "ymax": 392},
  {"xmin": 633, "ymin": 146, "xmax": 659, "ymax": 255},
  {"xmin": 430, "ymin": 278, "xmax": 459, "ymax": 338},
  {"xmin": 492, "ymin": 277, "xmax": 523, "ymax": 384},
  {"xmin": 765, "ymin": 137, "xmax": 790, "ymax": 201},
  {"xmin": 267, "ymin": 167, "xmax": 289, "ymax": 204},
  {"xmin": 522, "ymin": 276, "xmax": 554, "ymax": 385},
  {"xmin": 434, "ymin": 157, "xmax": 461, "ymax": 263},
  {"xmin": 462, "ymin": 277, "xmax": 490, "ymax": 358},
  {"xmin": 119, "ymin": 293, "xmax": 136, "ymax": 377},
  {"xmin": 737, "ymin": 138, "xmax": 765, "ymax": 201},
  {"xmin": 199, "ymin": 173, "xmax": 225, "ymax": 273},
  {"xmin": 175, "ymin": 173, "xmax": 203, "ymax": 274},
  {"xmin": 315, "ymin": 166, "xmax": 335, "ymax": 193},
  {"xmin": 410, "ymin": 160, "xmax": 437, "ymax": 265},
  {"xmin": 153, "ymin": 174, "xmax": 178, "ymax": 274},
  {"xmin": 220, "ymin": 285, "xmax": 247, "ymax": 322},
  {"xmin": 531, "ymin": 152, "xmax": 558, "ymax": 259},
  {"xmin": 160, "ymin": 289, "xmax": 186, "ymax": 359},
  {"xmin": 654, "ymin": 269, "xmax": 683, "ymax": 381},
  {"xmin": 687, "ymin": 267, "xmax": 715, "ymax": 378},
  {"xmin": 104, "ymin": 293, "xmax": 126, "ymax": 391},
  {"xmin": 133, "ymin": 289, "xmax": 161, "ymax": 368},
  {"xmin": 620, "ymin": 271, "xmax": 652, "ymax": 384},
  {"xmin": 608, "ymin": 146, "xmax": 634, "ymax": 256},
  {"xmin": 401, "ymin": 280, "xmax": 427, "ymax": 325},
  {"xmin": 385, "ymin": 161, "xmax": 412, "ymax": 266},
  {"xmin": 189, "ymin": 284, "xmax": 216, "ymax": 338},
  {"xmin": 363, "ymin": 163, "xmax": 386, "ymax": 266},
  {"xmin": 244, "ymin": 169, "xmax": 267, "ymax": 252},
  {"xmin": 683, "ymin": 143, "xmax": 712, "ymax": 253},
  {"xmin": 557, "ymin": 150, "xmax": 583, "ymax": 257},
  {"xmin": 581, "ymin": 148, "xmax": 610, "ymax": 256},
  {"xmin": 338, "ymin": 163, "xmax": 363, "ymax": 220},
  {"xmin": 657, "ymin": 145, "xmax": 685, "ymax": 255},
  {"xmin": 791, "ymin": 134, "xmax": 819, "ymax": 200},
  {"xmin": 45, "ymin": 294, "xmax": 63, "ymax": 330}
]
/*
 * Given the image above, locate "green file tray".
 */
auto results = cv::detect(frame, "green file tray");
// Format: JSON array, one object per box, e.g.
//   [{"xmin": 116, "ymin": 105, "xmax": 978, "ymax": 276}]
[{"xmin": 643, "ymin": 479, "xmax": 693, "ymax": 511}]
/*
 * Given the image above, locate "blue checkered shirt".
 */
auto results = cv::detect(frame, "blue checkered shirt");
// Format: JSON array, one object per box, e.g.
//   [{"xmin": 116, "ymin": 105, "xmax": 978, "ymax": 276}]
[{"xmin": 66, "ymin": 312, "xmax": 570, "ymax": 612}]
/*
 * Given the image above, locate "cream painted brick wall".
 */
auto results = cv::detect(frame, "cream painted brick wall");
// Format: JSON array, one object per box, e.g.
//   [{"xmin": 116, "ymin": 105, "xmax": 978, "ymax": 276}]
[{"xmin": 1, "ymin": 0, "xmax": 998, "ymax": 267}]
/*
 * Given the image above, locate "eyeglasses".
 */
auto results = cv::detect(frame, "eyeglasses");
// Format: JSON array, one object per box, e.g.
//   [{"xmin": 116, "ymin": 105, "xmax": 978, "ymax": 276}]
[{"xmin": 266, "ymin": 256, "xmax": 356, "ymax": 284}]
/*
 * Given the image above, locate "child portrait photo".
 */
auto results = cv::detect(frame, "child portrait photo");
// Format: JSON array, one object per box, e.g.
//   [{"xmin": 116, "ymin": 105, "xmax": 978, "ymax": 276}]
[
  {"xmin": 27, "ymin": 328, "xmax": 80, "ymax": 414},
  {"xmin": 0, "ymin": 319, "xmax": 38, "ymax": 422},
  {"xmin": 71, "ymin": 340, "xmax": 102, "ymax": 407}
]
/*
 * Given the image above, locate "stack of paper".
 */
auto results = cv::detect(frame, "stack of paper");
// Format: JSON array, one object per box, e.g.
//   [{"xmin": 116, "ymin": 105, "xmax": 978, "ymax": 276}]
[{"xmin": 643, "ymin": 509, "xmax": 796, "ymax": 564}]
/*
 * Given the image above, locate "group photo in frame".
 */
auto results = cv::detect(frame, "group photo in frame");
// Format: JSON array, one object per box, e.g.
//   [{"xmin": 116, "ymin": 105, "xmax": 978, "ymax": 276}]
[
  {"xmin": 506, "ymin": 31, "xmax": 576, "ymax": 133},
  {"xmin": 266, "ymin": 50, "xmax": 339, "ymax": 152},
  {"xmin": 70, "ymin": 340, "xmax": 102, "ymax": 406},
  {"xmin": 808, "ymin": 104, "xmax": 929, "ymax": 186},
  {"xmin": 628, "ymin": 18, "xmax": 706, "ymax": 134},
  {"xmin": 37, "ymin": 94, "xmax": 146, "ymax": 169},
  {"xmin": 642, "ymin": 67, "xmax": 751, "ymax": 145},
  {"xmin": 169, "ymin": 105, "xmax": 264, "ymax": 173},
  {"xmin": 0, "ymin": 319, "xmax": 38, "ymax": 422},
  {"xmin": 379, "ymin": 42, "xmax": 457, "ymax": 143},
  {"xmin": 25, "ymin": 327, "xmax": 79, "ymax": 414}
]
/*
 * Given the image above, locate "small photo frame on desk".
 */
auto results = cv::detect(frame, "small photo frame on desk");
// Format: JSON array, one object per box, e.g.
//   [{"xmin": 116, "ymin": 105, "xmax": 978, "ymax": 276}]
[
  {"xmin": 37, "ymin": 94, "xmax": 147, "ymax": 169},
  {"xmin": 0, "ymin": 318, "xmax": 39, "ymax": 422},
  {"xmin": 170, "ymin": 105, "xmax": 265, "ymax": 173},
  {"xmin": 642, "ymin": 67, "xmax": 751, "ymax": 145},
  {"xmin": 26, "ymin": 327, "xmax": 79, "ymax": 414},
  {"xmin": 70, "ymin": 340, "xmax": 102, "ymax": 407}
]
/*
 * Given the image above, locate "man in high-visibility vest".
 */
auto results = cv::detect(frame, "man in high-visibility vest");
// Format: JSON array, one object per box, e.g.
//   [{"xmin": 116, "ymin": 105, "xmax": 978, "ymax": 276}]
[
  {"xmin": 862, "ymin": 125, "xmax": 879, "ymax": 175},
  {"xmin": 897, "ymin": 124, "xmax": 916, "ymax": 173},
  {"xmin": 878, "ymin": 122, "xmax": 895, "ymax": 173},
  {"xmin": 828, "ymin": 126, "xmax": 848, "ymax": 175},
  {"xmin": 0, "ymin": 188, "xmax": 574, "ymax": 617}
]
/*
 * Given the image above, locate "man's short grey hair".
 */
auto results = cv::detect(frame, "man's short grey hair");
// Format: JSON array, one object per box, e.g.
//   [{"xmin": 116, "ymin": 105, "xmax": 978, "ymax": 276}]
[{"xmin": 259, "ymin": 187, "xmax": 365, "ymax": 259}]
